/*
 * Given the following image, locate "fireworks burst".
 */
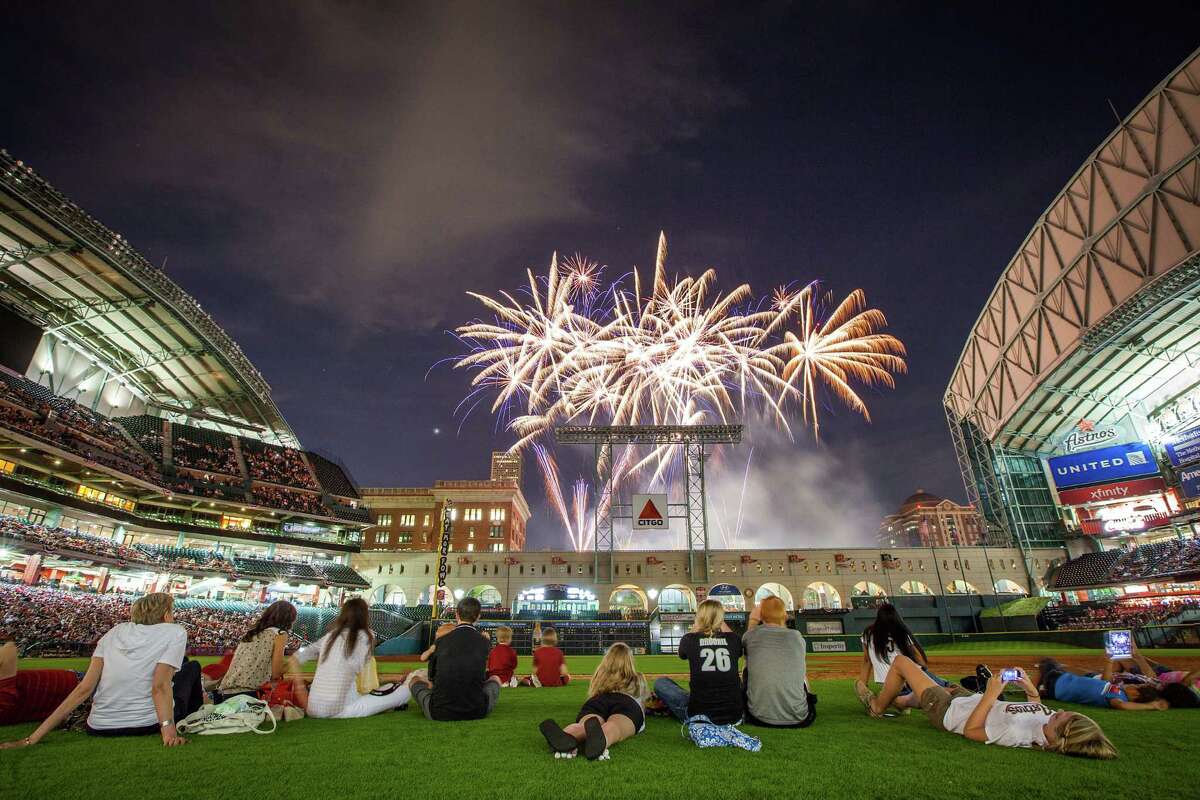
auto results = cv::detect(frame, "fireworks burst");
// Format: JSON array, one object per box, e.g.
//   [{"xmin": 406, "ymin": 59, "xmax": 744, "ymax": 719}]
[{"xmin": 454, "ymin": 233, "xmax": 905, "ymax": 549}]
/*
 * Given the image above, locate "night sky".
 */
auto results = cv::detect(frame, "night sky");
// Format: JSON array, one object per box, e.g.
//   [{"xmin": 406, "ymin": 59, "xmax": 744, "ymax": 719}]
[{"xmin": 4, "ymin": 3, "xmax": 1199, "ymax": 548}]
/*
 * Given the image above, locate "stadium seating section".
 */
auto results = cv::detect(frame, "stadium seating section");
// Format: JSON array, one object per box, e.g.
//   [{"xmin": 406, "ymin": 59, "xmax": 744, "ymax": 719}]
[
  {"xmin": 1039, "ymin": 597, "xmax": 1200, "ymax": 630},
  {"xmin": 1049, "ymin": 539, "xmax": 1200, "ymax": 589},
  {"xmin": 0, "ymin": 370, "xmax": 366, "ymax": 522},
  {"xmin": 1, "ymin": 514, "xmax": 369, "ymax": 588}
]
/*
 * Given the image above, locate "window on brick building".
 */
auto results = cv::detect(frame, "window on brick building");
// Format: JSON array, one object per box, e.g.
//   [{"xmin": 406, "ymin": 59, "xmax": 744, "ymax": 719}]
[{"xmin": 376, "ymin": 514, "xmax": 393, "ymax": 526}]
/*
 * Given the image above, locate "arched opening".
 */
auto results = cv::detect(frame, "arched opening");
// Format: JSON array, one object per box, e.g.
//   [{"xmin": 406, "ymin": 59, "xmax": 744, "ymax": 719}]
[
  {"xmin": 608, "ymin": 585, "xmax": 648, "ymax": 612},
  {"xmin": 706, "ymin": 583, "xmax": 746, "ymax": 611},
  {"xmin": 417, "ymin": 584, "xmax": 437, "ymax": 605},
  {"xmin": 898, "ymin": 580, "xmax": 932, "ymax": 595},
  {"xmin": 467, "ymin": 584, "xmax": 503, "ymax": 607},
  {"xmin": 754, "ymin": 582, "xmax": 795, "ymax": 610},
  {"xmin": 376, "ymin": 586, "xmax": 407, "ymax": 606},
  {"xmin": 657, "ymin": 584, "xmax": 696, "ymax": 612},
  {"xmin": 993, "ymin": 579, "xmax": 1026, "ymax": 595},
  {"xmin": 852, "ymin": 581, "xmax": 887, "ymax": 598},
  {"xmin": 803, "ymin": 581, "xmax": 842, "ymax": 610},
  {"xmin": 946, "ymin": 580, "xmax": 980, "ymax": 595},
  {"xmin": 513, "ymin": 584, "xmax": 598, "ymax": 615}
]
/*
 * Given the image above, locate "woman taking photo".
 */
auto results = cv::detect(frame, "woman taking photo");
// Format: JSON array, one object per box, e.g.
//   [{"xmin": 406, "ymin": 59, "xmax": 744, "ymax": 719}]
[
  {"xmin": 654, "ymin": 599, "xmax": 743, "ymax": 724},
  {"xmin": 288, "ymin": 597, "xmax": 409, "ymax": 718},
  {"xmin": 216, "ymin": 600, "xmax": 297, "ymax": 702},
  {"xmin": 1, "ymin": 592, "xmax": 192, "ymax": 748}
]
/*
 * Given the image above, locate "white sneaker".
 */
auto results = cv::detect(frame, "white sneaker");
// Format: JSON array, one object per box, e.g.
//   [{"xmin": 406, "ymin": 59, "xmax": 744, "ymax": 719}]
[
  {"xmin": 532, "ymin": 674, "xmax": 542, "ymax": 688},
  {"xmin": 508, "ymin": 676, "xmax": 519, "ymax": 688}
]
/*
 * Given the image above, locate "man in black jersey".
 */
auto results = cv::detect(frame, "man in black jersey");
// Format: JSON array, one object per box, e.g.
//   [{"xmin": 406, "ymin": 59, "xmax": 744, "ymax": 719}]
[{"xmin": 653, "ymin": 599, "xmax": 744, "ymax": 724}]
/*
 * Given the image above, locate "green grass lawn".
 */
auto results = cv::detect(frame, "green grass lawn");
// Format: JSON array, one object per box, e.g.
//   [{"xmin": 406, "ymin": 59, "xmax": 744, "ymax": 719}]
[{"xmin": 2, "ymin": 670, "xmax": 1198, "ymax": 799}]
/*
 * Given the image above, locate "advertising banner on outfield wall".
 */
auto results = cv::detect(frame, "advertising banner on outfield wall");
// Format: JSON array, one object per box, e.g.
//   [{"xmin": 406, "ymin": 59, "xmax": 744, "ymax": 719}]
[
  {"xmin": 1046, "ymin": 441, "xmax": 1159, "ymax": 490},
  {"xmin": 1165, "ymin": 426, "xmax": 1200, "ymax": 467},
  {"xmin": 1056, "ymin": 476, "xmax": 1167, "ymax": 506},
  {"xmin": 1180, "ymin": 464, "xmax": 1200, "ymax": 499}
]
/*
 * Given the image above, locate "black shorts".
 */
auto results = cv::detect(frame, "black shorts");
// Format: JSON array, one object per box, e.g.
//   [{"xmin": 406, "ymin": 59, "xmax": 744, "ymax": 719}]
[{"xmin": 577, "ymin": 692, "xmax": 645, "ymax": 733}]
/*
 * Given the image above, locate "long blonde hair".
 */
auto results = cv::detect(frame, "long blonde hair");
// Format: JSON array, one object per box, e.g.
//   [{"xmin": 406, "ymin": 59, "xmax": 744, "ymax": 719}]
[
  {"xmin": 588, "ymin": 642, "xmax": 642, "ymax": 698},
  {"xmin": 693, "ymin": 599, "xmax": 725, "ymax": 636},
  {"xmin": 1044, "ymin": 715, "xmax": 1117, "ymax": 760}
]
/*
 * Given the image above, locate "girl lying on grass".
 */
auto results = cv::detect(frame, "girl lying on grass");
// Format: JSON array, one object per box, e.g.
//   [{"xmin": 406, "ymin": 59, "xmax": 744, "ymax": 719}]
[
  {"xmin": 538, "ymin": 642, "xmax": 648, "ymax": 760},
  {"xmin": 856, "ymin": 655, "xmax": 1117, "ymax": 759}
]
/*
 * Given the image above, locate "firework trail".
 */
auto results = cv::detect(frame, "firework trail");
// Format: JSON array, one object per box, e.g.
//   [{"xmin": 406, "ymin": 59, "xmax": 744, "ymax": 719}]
[
  {"xmin": 456, "ymin": 234, "xmax": 905, "ymax": 549},
  {"xmin": 711, "ymin": 446, "xmax": 754, "ymax": 549}
]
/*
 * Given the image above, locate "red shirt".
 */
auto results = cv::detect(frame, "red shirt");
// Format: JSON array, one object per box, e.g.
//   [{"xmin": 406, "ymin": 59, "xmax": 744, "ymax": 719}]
[
  {"xmin": 0, "ymin": 670, "xmax": 80, "ymax": 725},
  {"xmin": 486, "ymin": 643, "xmax": 518, "ymax": 682},
  {"xmin": 533, "ymin": 646, "xmax": 566, "ymax": 686}
]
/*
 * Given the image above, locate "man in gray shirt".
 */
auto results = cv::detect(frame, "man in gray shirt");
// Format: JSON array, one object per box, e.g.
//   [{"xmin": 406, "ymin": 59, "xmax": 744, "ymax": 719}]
[{"xmin": 742, "ymin": 596, "xmax": 812, "ymax": 727}]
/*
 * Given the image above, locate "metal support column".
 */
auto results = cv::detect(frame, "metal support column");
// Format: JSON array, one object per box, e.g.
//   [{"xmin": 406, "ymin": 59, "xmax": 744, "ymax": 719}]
[
  {"xmin": 594, "ymin": 441, "xmax": 613, "ymax": 583},
  {"xmin": 685, "ymin": 441, "xmax": 709, "ymax": 583}
]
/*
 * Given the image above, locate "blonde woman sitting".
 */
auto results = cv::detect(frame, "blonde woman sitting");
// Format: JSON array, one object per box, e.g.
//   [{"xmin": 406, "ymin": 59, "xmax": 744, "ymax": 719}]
[{"xmin": 538, "ymin": 642, "xmax": 648, "ymax": 760}]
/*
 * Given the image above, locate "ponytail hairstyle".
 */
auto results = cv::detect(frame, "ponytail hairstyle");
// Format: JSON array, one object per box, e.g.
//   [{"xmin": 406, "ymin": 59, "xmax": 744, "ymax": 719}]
[
  {"xmin": 1044, "ymin": 714, "xmax": 1117, "ymax": 760},
  {"xmin": 242, "ymin": 600, "xmax": 297, "ymax": 643},
  {"xmin": 693, "ymin": 599, "xmax": 725, "ymax": 637},
  {"xmin": 322, "ymin": 597, "xmax": 373, "ymax": 661}
]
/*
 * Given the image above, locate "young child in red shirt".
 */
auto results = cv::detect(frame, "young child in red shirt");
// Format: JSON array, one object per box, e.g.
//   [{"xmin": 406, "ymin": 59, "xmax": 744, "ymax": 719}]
[
  {"xmin": 528, "ymin": 626, "xmax": 570, "ymax": 687},
  {"xmin": 486, "ymin": 626, "xmax": 519, "ymax": 688}
]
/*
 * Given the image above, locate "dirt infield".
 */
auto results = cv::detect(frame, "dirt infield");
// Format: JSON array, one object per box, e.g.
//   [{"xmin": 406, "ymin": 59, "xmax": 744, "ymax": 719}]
[{"xmin": 369, "ymin": 653, "xmax": 1200, "ymax": 682}]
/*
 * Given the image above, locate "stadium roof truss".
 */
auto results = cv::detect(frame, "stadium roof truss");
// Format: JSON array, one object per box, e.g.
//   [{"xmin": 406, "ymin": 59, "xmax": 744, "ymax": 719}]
[
  {"xmin": 0, "ymin": 152, "xmax": 298, "ymax": 446},
  {"xmin": 945, "ymin": 49, "xmax": 1200, "ymax": 453}
]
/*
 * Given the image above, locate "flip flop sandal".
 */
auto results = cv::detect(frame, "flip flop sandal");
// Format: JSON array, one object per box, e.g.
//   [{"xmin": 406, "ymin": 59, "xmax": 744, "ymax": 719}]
[
  {"xmin": 539, "ymin": 719, "xmax": 578, "ymax": 754},
  {"xmin": 583, "ymin": 717, "xmax": 607, "ymax": 760}
]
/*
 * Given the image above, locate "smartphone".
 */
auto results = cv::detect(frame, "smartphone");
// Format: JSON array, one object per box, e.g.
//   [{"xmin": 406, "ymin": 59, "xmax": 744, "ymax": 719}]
[
  {"xmin": 1105, "ymin": 629, "xmax": 1133, "ymax": 660},
  {"xmin": 1000, "ymin": 668, "xmax": 1020, "ymax": 682}
]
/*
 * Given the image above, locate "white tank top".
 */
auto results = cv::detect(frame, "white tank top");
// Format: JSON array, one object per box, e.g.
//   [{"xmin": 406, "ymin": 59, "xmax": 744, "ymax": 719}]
[{"xmin": 862, "ymin": 633, "xmax": 900, "ymax": 683}]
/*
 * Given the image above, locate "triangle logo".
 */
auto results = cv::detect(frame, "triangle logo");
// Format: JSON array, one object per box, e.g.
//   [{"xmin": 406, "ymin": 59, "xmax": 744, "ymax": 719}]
[{"xmin": 639, "ymin": 499, "xmax": 663, "ymax": 521}]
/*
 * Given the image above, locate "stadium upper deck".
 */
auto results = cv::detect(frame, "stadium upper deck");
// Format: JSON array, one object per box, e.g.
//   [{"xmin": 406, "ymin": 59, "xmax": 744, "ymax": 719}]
[
  {"xmin": 944, "ymin": 48, "xmax": 1200, "ymax": 551},
  {"xmin": 0, "ymin": 152, "xmax": 370, "ymax": 551}
]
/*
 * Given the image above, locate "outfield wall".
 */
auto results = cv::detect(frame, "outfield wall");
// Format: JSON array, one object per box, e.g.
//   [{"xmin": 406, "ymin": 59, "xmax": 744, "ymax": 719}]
[{"xmin": 352, "ymin": 545, "xmax": 1065, "ymax": 613}]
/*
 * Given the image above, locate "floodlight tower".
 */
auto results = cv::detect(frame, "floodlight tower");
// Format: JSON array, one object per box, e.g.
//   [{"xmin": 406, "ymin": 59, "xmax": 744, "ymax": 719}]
[{"xmin": 554, "ymin": 424, "xmax": 743, "ymax": 584}]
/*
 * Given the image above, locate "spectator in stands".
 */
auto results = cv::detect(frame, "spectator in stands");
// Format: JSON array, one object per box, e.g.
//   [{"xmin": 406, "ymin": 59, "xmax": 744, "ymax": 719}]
[
  {"xmin": 0, "ymin": 639, "xmax": 82, "ymax": 728},
  {"xmin": 487, "ymin": 625, "xmax": 519, "ymax": 688},
  {"xmin": 742, "ymin": 597, "xmax": 811, "ymax": 727},
  {"xmin": 524, "ymin": 625, "xmax": 570, "ymax": 687},
  {"xmin": 1034, "ymin": 657, "xmax": 1168, "ymax": 711},
  {"xmin": 216, "ymin": 601, "xmax": 297, "ymax": 702},
  {"xmin": 856, "ymin": 602, "xmax": 945, "ymax": 711},
  {"xmin": 538, "ymin": 642, "xmax": 649, "ymax": 760},
  {"xmin": 857, "ymin": 656, "xmax": 1117, "ymax": 758},
  {"xmin": 654, "ymin": 599, "xmax": 743, "ymax": 724},
  {"xmin": 288, "ymin": 598, "xmax": 409, "ymax": 718},
  {"xmin": 0, "ymin": 592, "xmax": 198, "ymax": 748},
  {"xmin": 406, "ymin": 597, "xmax": 501, "ymax": 721}
]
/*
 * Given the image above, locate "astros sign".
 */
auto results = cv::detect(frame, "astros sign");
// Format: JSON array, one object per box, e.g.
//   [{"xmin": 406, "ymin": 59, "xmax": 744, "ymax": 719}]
[{"xmin": 632, "ymin": 494, "xmax": 669, "ymax": 530}]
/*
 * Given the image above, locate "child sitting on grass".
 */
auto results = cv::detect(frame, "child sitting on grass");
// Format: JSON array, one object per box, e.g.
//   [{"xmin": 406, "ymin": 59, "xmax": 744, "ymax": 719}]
[
  {"xmin": 419, "ymin": 623, "xmax": 457, "ymax": 663},
  {"xmin": 856, "ymin": 656, "xmax": 1117, "ymax": 758},
  {"xmin": 487, "ymin": 625, "xmax": 519, "ymax": 687},
  {"xmin": 524, "ymin": 625, "xmax": 570, "ymax": 687},
  {"xmin": 538, "ymin": 642, "xmax": 649, "ymax": 760}
]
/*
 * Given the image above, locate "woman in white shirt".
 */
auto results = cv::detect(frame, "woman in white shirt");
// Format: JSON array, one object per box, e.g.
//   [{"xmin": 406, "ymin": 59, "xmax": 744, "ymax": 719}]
[
  {"xmin": 857, "ymin": 603, "xmax": 939, "ymax": 712},
  {"xmin": 1, "ymin": 592, "xmax": 190, "ymax": 749},
  {"xmin": 856, "ymin": 654, "xmax": 1117, "ymax": 759},
  {"xmin": 288, "ymin": 597, "xmax": 409, "ymax": 718}
]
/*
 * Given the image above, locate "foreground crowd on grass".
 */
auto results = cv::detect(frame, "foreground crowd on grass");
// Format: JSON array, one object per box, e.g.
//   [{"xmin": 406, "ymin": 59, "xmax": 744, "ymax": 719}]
[{"xmin": 1, "ymin": 595, "xmax": 1197, "ymax": 759}]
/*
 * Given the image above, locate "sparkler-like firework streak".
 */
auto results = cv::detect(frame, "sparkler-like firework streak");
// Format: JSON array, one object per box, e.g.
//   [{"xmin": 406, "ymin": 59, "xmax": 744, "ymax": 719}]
[
  {"xmin": 771, "ymin": 287, "xmax": 907, "ymax": 440},
  {"xmin": 455, "ymin": 233, "xmax": 905, "ymax": 549},
  {"xmin": 711, "ymin": 447, "xmax": 754, "ymax": 549}
]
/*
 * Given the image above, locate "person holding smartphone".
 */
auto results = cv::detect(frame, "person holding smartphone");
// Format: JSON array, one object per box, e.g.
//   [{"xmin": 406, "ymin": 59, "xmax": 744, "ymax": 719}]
[{"xmin": 856, "ymin": 655, "xmax": 1117, "ymax": 758}]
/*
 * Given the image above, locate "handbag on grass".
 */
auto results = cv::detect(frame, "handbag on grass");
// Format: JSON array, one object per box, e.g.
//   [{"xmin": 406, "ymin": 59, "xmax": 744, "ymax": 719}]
[
  {"xmin": 355, "ymin": 657, "xmax": 381, "ymax": 693},
  {"xmin": 176, "ymin": 695, "xmax": 277, "ymax": 735}
]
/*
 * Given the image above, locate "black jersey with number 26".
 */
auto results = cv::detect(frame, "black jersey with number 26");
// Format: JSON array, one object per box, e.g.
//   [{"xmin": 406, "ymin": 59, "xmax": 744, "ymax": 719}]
[{"xmin": 677, "ymin": 631, "xmax": 744, "ymax": 724}]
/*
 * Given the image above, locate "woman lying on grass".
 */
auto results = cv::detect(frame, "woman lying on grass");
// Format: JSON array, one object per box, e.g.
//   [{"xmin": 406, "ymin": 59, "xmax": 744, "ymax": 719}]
[
  {"xmin": 856, "ymin": 655, "xmax": 1117, "ymax": 759},
  {"xmin": 538, "ymin": 642, "xmax": 649, "ymax": 760},
  {"xmin": 1034, "ymin": 656, "xmax": 1168, "ymax": 711}
]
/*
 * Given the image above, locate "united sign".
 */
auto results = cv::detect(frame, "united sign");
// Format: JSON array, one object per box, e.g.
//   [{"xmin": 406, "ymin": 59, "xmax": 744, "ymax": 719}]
[{"xmin": 1046, "ymin": 441, "xmax": 1159, "ymax": 490}]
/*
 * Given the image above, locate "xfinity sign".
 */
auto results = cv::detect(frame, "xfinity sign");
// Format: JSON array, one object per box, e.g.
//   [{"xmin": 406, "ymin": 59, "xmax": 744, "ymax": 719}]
[
  {"xmin": 1046, "ymin": 442, "xmax": 1159, "ymax": 490},
  {"xmin": 632, "ymin": 494, "xmax": 669, "ymax": 530}
]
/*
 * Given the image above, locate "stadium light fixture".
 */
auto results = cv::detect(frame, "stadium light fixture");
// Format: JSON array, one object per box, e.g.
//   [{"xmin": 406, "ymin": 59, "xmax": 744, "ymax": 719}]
[{"xmin": 647, "ymin": 588, "xmax": 659, "ymax": 599}]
